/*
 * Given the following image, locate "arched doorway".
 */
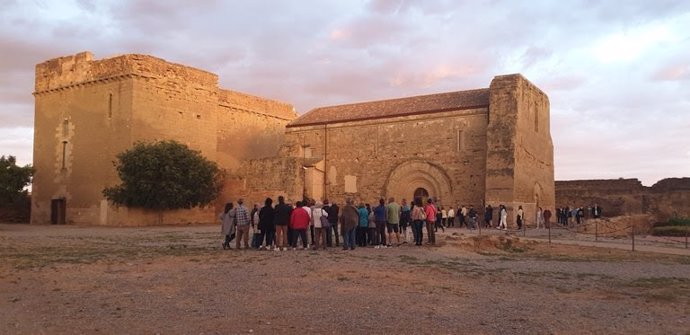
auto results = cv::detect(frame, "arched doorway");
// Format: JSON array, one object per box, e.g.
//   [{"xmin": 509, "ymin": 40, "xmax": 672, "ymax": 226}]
[
  {"xmin": 384, "ymin": 160, "xmax": 452, "ymax": 206},
  {"xmin": 413, "ymin": 187, "xmax": 429, "ymax": 204}
]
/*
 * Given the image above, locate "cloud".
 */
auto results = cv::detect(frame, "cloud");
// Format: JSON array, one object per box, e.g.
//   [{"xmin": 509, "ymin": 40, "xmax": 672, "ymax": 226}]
[
  {"xmin": 651, "ymin": 64, "xmax": 690, "ymax": 81},
  {"xmin": 0, "ymin": 0, "xmax": 688, "ymax": 185},
  {"xmin": 0, "ymin": 127, "xmax": 33, "ymax": 166}
]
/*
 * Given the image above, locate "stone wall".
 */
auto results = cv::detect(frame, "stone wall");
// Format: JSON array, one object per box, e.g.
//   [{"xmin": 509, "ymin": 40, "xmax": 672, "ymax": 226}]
[
  {"xmin": 485, "ymin": 74, "xmax": 554, "ymax": 225},
  {"xmin": 227, "ymin": 156, "xmax": 304, "ymax": 207},
  {"xmin": 32, "ymin": 52, "xmax": 295, "ymax": 225},
  {"xmin": 32, "ymin": 57, "xmax": 136, "ymax": 225},
  {"xmin": 32, "ymin": 53, "xmax": 557, "ymax": 227},
  {"xmin": 555, "ymin": 178, "xmax": 690, "ymax": 222},
  {"xmin": 283, "ymin": 108, "xmax": 490, "ymax": 209}
]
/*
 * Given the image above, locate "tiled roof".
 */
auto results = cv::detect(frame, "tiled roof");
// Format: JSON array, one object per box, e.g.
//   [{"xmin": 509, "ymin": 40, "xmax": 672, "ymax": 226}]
[{"xmin": 287, "ymin": 88, "xmax": 490, "ymax": 128}]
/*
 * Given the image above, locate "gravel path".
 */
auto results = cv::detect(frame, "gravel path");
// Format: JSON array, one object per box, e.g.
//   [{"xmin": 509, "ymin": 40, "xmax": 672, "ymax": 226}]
[{"xmin": 1, "ymin": 224, "xmax": 688, "ymax": 334}]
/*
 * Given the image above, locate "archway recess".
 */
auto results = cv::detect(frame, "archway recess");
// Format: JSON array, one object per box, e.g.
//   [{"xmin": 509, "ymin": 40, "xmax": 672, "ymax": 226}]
[{"xmin": 384, "ymin": 160, "xmax": 453, "ymax": 205}]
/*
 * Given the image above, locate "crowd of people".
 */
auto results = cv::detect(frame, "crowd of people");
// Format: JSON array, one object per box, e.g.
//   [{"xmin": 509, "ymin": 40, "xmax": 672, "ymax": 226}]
[
  {"xmin": 219, "ymin": 197, "xmax": 588, "ymax": 250},
  {"xmin": 555, "ymin": 204, "xmax": 603, "ymax": 227}
]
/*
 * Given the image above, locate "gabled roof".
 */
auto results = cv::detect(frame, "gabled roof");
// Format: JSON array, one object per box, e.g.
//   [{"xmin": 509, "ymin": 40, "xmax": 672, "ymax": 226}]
[{"xmin": 287, "ymin": 88, "xmax": 490, "ymax": 128}]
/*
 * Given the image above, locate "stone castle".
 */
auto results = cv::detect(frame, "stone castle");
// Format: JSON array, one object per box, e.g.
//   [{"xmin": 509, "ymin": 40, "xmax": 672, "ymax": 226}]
[{"xmin": 31, "ymin": 52, "xmax": 554, "ymax": 226}]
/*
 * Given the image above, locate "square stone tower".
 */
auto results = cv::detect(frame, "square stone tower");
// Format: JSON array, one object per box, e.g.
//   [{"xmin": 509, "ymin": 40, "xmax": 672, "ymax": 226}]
[
  {"xmin": 32, "ymin": 52, "xmax": 222, "ymax": 225},
  {"xmin": 485, "ymin": 74, "xmax": 555, "ymax": 224}
]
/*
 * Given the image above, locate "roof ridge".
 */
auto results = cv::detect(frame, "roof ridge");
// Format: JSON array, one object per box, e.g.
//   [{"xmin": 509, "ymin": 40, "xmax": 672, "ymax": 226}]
[
  {"xmin": 308, "ymin": 87, "xmax": 490, "ymax": 113},
  {"xmin": 288, "ymin": 87, "xmax": 490, "ymax": 128}
]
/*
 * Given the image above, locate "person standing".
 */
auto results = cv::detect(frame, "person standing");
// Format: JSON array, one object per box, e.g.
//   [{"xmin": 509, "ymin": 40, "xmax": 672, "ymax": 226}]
[
  {"xmin": 234, "ymin": 199, "xmax": 251, "ymax": 249},
  {"xmin": 219, "ymin": 202, "xmax": 235, "ymax": 250},
  {"xmin": 468, "ymin": 205, "xmax": 477, "ymax": 230},
  {"xmin": 311, "ymin": 202, "xmax": 326, "ymax": 250},
  {"xmin": 535, "ymin": 207, "xmax": 544, "ymax": 229},
  {"xmin": 385, "ymin": 197, "xmax": 401, "ymax": 246},
  {"xmin": 367, "ymin": 205, "xmax": 378, "ymax": 246},
  {"xmin": 251, "ymin": 203, "xmax": 263, "ymax": 249},
  {"xmin": 273, "ymin": 196, "xmax": 292, "ymax": 251},
  {"xmin": 424, "ymin": 199, "xmax": 437, "ymax": 245},
  {"xmin": 447, "ymin": 206, "xmax": 455, "ymax": 228},
  {"xmin": 340, "ymin": 198, "xmax": 359, "ymax": 250},
  {"xmin": 258, "ymin": 198, "xmax": 275, "ymax": 250},
  {"xmin": 400, "ymin": 199, "xmax": 411, "ymax": 243},
  {"xmin": 497, "ymin": 205, "xmax": 507, "ymax": 230},
  {"xmin": 576, "ymin": 207, "xmax": 584, "ymax": 225},
  {"xmin": 441, "ymin": 207, "xmax": 448, "ymax": 227},
  {"xmin": 357, "ymin": 203, "xmax": 369, "ymax": 247},
  {"xmin": 592, "ymin": 203, "xmax": 602, "ymax": 218},
  {"xmin": 435, "ymin": 208, "xmax": 444, "ymax": 232},
  {"xmin": 289, "ymin": 201, "xmax": 310, "ymax": 250},
  {"xmin": 411, "ymin": 198, "xmax": 426, "ymax": 246},
  {"xmin": 373, "ymin": 198, "xmax": 388, "ymax": 248},
  {"xmin": 250, "ymin": 204, "xmax": 259, "ymax": 227},
  {"xmin": 484, "ymin": 204, "xmax": 493, "ymax": 228},
  {"xmin": 302, "ymin": 200, "xmax": 313, "ymax": 247},
  {"xmin": 543, "ymin": 208, "xmax": 552, "ymax": 228},
  {"xmin": 325, "ymin": 201, "xmax": 340, "ymax": 247},
  {"xmin": 516, "ymin": 205, "xmax": 524, "ymax": 230},
  {"xmin": 460, "ymin": 205, "xmax": 467, "ymax": 228}
]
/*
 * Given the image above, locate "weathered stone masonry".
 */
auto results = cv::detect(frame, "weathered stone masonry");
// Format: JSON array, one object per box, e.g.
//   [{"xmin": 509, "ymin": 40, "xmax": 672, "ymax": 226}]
[
  {"xmin": 264, "ymin": 74, "xmax": 555, "ymax": 226},
  {"xmin": 32, "ymin": 52, "xmax": 295, "ymax": 225},
  {"xmin": 556, "ymin": 178, "xmax": 690, "ymax": 221},
  {"xmin": 32, "ymin": 52, "xmax": 555, "ymax": 226}
]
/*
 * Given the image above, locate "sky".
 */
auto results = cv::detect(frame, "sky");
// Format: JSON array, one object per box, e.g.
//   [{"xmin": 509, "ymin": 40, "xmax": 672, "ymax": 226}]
[{"xmin": 1, "ymin": 0, "xmax": 688, "ymax": 186}]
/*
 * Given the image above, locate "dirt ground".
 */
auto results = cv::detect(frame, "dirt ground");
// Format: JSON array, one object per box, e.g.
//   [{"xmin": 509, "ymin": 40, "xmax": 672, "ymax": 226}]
[{"xmin": 1, "ymin": 224, "xmax": 689, "ymax": 335}]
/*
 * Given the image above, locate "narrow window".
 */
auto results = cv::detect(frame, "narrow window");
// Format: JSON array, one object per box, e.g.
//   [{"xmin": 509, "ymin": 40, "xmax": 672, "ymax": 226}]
[
  {"xmin": 534, "ymin": 109, "xmax": 539, "ymax": 133},
  {"xmin": 457, "ymin": 129, "xmax": 464, "ymax": 152},
  {"xmin": 108, "ymin": 93, "xmax": 113, "ymax": 118},
  {"xmin": 61, "ymin": 140, "xmax": 68, "ymax": 170}
]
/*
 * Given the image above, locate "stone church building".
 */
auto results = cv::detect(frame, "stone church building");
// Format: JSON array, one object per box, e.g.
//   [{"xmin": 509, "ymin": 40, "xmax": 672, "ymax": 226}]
[{"xmin": 31, "ymin": 52, "xmax": 554, "ymax": 226}]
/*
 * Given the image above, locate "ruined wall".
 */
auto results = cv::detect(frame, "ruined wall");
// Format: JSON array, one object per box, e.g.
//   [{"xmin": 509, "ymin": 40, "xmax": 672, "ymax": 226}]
[
  {"xmin": 556, "ymin": 178, "xmax": 690, "ymax": 221},
  {"xmin": 284, "ymin": 108, "xmax": 489, "ymax": 208},
  {"xmin": 486, "ymin": 74, "xmax": 555, "ymax": 226},
  {"xmin": 651, "ymin": 179, "xmax": 690, "ymax": 221}
]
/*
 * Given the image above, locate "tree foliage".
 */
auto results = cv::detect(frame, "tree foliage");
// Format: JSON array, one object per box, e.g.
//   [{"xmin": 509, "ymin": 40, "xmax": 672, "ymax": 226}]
[
  {"xmin": 0, "ymin": 155, "xmax": 33, "ymax": 206},
  {"xmin": 103, "ymin": 141, "xmax": 224, "ymax": 210}
]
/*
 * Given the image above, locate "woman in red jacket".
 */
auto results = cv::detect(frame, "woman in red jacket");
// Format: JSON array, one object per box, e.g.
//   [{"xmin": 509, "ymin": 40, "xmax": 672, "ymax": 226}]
[{"xmin": 290, "ymin": 201, "xmax": 311, "ymax": 250}]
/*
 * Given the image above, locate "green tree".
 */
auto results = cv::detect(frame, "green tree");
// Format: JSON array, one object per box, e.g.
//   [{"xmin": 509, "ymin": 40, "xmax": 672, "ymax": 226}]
[
  {"xmin": 0, "ymin": 155, "xmax": 34, "ymax": 206},
  {"xmin": 103, "ymin": 141, "xmax": 224, "ymax": 211}
]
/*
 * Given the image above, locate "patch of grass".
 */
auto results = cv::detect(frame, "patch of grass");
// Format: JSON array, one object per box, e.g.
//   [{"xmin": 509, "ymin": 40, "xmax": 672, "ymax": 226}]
[
  {"xmin": 499, "ymin": 239, "xmax": 527, "ymax": 253},
  {"xmin": 623, "ymin": 277, "xmax": 690, "ymax": 303},
  {"xmin": 651, "ymin": 226, "xmax": 690, "ymax": 237},
  {"xmin": 626, "ymin": 277, "xmax": 690, "ymax": 288},
  {"xmin": 398, "ymin": 255, "xmax": 419, "ymax": 264},
  {"xmin": 664, "ymin": 218, "xmax": 690, "ymax": 227}
]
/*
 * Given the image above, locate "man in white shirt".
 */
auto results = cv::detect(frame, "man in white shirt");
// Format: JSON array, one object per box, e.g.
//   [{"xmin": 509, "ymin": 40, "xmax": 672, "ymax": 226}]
[{"xmin": 447, "ymin": 207, "xmax": 455, "ymax": 227}]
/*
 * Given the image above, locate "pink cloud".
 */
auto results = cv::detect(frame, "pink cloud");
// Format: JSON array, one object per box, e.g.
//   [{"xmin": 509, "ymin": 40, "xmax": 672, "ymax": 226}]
[{"xmin": 651, "ymin": 64, "xmax": 690, "ymax": 81}]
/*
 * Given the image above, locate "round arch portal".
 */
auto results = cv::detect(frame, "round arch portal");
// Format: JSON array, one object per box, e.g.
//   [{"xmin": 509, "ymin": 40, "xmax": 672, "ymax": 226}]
[{"xmin": 384, "ymin": 160, "xmax": 453, "ymax": 205}]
